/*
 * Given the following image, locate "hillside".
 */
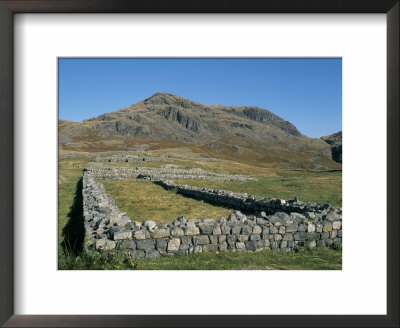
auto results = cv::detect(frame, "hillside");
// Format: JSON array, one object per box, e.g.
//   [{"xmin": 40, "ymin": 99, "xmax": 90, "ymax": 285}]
[
  {"xmin": 58, "ymin": 92, "xmax": 341, "ymax": 170},
  {"xmin": 321, "ymin": 131, "xmax": 342, "ymax": 163}
]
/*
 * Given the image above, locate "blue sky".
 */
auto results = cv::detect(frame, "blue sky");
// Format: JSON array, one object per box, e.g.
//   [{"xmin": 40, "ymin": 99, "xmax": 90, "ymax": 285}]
[{"xmin": 58, "ymin": 58, "xmax": 341, "ymax": 138}]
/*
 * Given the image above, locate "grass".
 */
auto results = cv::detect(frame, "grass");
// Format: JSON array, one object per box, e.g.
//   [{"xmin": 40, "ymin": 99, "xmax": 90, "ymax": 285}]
[
  {"xmin": 99, "ymin": 178, "xmax": 233, "ymax": 222},
  {"xmin": 59, "ymin": 247, "xmax": 341, "ymax": 270}
]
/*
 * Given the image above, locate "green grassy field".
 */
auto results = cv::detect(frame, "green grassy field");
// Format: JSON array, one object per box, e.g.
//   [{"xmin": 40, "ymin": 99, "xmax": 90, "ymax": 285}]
[
  {"xmin": 59, "ymin": 247, "xmax": 342, "ymax": 270},
  {"xmin": 58, "ymin": 155, "xmax": 342, "ymax": 270},
  {"xmin": 100, "ymin": 179, "xmax": 233, "ymax": 222}
]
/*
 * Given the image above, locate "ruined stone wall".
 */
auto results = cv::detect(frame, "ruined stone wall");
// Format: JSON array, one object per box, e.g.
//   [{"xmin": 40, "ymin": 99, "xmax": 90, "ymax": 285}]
[
  {"xmin": 82, "ymin": 172, "xmax": 342, "ymax": 260},
  {"xmin": 85, "ymin": 164, "xmax": 257, "ymax": 182},
  {"xmin": 59, "ymin": 150, "xmax": 149, "ymax": 159},
  {"xmin": 167, "ymin": 154, "xmax": 234, "ymax": 163},
  {"xmin": 154, "ymin": 180, "xmax": 335, "ymax": 216}
]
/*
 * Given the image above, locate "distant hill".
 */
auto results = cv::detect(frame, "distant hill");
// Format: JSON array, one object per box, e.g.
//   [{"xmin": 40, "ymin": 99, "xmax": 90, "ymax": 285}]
[
  {"xmin": 59, "ymin": 92, "xmax": 341, "ymax": 170},
  {"xmin": 321, "ymin": 131, "xmax": 342, "ymax": 163}
]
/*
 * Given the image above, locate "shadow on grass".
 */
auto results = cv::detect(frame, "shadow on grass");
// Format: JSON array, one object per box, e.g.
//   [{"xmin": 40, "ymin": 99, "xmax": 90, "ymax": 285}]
[
  {"xmin": 61, "ymin": 177, "xmax": 85, "ymax": 256},
  {"xmin": 154, "ymin": 181, "xmax": 253, "ymax": 216}
]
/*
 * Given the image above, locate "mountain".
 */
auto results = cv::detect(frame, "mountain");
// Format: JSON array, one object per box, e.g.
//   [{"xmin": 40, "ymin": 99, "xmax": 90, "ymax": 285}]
[
  {"xmin": 321, "ymin": 131, "xmax": 342, "ymax": 163},
  {"xmin": 59, "ymin": 92, "xmax": 341, "ymax": 170}
]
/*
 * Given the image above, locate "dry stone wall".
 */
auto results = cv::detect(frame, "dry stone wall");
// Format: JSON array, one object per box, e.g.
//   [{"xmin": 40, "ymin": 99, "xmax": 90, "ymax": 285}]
[
  {"xmin": 59, "ymin": 150, "xmax": 149, "ymax": 159},
  {"xmin": 82, "ymin": 172, "xmax": 342, "ymax": 260},
  {"xmin": 154, "ymin": 180, "xmax": 334, "ymax": 215},
  {"xmin": 86, "ymin": 164, "xmax": 256, "ymax": 182},
  {"xmin": 167, "ymin": 153, "xmax": 234, "ymax": 163}
]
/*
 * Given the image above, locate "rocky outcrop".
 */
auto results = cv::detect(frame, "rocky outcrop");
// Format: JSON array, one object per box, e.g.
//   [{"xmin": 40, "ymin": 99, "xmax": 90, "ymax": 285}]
[
  {"xmin": 82, "ymin": 172, "xmax": 342, "ymax": 259},
  {"xmin": 321, "ymin": 131, "xmax": 342, "ymax": 163}
]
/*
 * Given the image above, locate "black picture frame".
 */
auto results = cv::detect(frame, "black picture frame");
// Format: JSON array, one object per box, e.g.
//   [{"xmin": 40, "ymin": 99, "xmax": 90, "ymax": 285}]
[{"xmin": 0, "ymin": 1, "xmax": 398, "ymax": 327}]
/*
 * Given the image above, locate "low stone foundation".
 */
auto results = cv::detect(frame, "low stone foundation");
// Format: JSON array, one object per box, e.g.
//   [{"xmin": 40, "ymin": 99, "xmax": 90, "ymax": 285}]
[
  {"xmin": 85, "ymin": 164, "xmax": 257, "ymax": 182},
  {"xmin": 154, "ymin": 180, "xmax": 333, "ymax": 215},
  {"xmin": 82, "ymin": 171, "xmax": 342, "ymax": 260}
]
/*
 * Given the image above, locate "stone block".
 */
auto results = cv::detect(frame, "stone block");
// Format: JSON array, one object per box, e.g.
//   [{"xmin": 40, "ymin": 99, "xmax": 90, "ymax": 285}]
[
  {"xmin": 236, "ymin": 242, "xmax": 246, "ymax": 250},
  {"xmin": 184, "ymin": 226, "xmax": 200, "ymax": 236},
  {"xmin": 316, "ymin": 223, "xmax": 323, "ymax": 233},
  {"xmin": 113, "ymin": 230, "xmax": 132, "ymax": 241},
  {"xmin": 209, "ymin": 235, "xmax": 218, "ymax": 244},
  {"xmin": 156, "ymin": 239, "xmax": 167, "ymax": 252},
  {"xmin": 274, "ymin": 234, "xmax": 282, "ymax": 241},
  {"xmin": 298, "ymin": 224, "xmax": 307, "ymax": 232},
  {"xmin": 193, "ymin": 235, "xmax": 210, "ymax": 245},
  {"xmin": 280, "ymin": 241, "xmax": 288, "ymax": 248},
  {"xmin": 294, "ymin": 232, "xmax": 307, "ymax": 241},
  {"xmin": 250, "ymin": 234, "xmax": 261, "ymax": 241},
  {"xmin": 226, "ymin": 234, "xmax": 237, "ymax": 246},
  {"xmin": 237, "ymin": 234, "xmax": 249, "ymax": 242},
  {"xmin": 245, "ymin": 240, "xmax": 263, "ymax": 251},
  {"xmin": 167, "ymin": 238, "xmax": 181, "ymax": 252},
  {"xmin": 283, "ymin": 233, "xmax": 293, "ymax": 241},
  {"xmin": 179, "ymin": 244, "xmax": 189, "ymax": 251},
  {"xmin": 321, "ymin": 232, "xmax": 330, "ymax": 239},
  {"xmin": 306, "ymin": 212, "xmax": 316, "ymax": 219},
  {"xmin": 219, "ymin": 242, "xmax": 228, "ymax": 251},
  {"xmin": 322, "ymin": 222, "xmax": 333, "ymax": 232},
  {"xmin": 325, "ymin": 239, "xmax": 334, "ymax": 247},
  {"xmin": 133, "ymin": 230, "xmax": 146, "ymax": 240},
  {"xmin": 278, "ymin": 226, "xmax": 286, "ymax": 234},
  {"xmin": 221, "ymin": 225, "xmax": 231, "ymax": 234},
  {"xmin": 256, "ymin": 218, "xmax": 267, "ymax": 225},
  {"xmin": 307, "ymin": 224, "xmax": 316, "ymax": 233},
  {"xmin": 270, "ymin": 241, "xmax": 279, "ymax": 249},
  {"xmin": 270, "ymin": 226, "xmax": 278, "ymax": 234},
  {"xmin": 338, "ymin": 230, "xmax": 342, "ymax": 238},
  {"xmin": 194, "ymin": 245, "xmax": 203, "ymax": 253},
  {"xmin": 212, "ymin": 225, "xmax": 222, "ymax": 235},
  {"xmin": 308, "ymin": 232, "xmax": 321, "ymax": 241},
  {"xmin": 286, "ymin": 224, "xmax": 298, "ymax": 233},
  {"xmin": 231, "ymin": 224, "xmax": 241, "ymax": 234},
  {"xmin": 151, "ymin": 229, "xmax": 170, "ymax": 239},
  {"xmin": 199, "ymin": 225, "xmax": 213, "ymax": 234},
  {"xmin": 262, "ymin": 226, "xmax": 270, "ymax": 234},
  {"xmin": 181, "ymin": 236, "xmax": 192, "ymax": 245},
  {"xmin": 95, "ymin": 239, "xmax": 116, "ymax": 251},
  {"xmin": 332, "ymin": 221, "xmax": 342, "ymax": 230},
  {"xmin": 137, "ymin": 239, "xmax": 156, "ymax": 251},
  {"xmin": 317, "ymin": 239, "xmax": 326, "ymax": 248},
  {"xmin": 203, "ymin": 244, "xmax": 219, "ymax": 252},
  {"xmin": 218, "ymin": 235, "xmax": 226, "ymax": 243},
  {"xmin": 241, "ymin": 226, "xmax": 253, "ymax": 235},
  {"xmin": 330, "ymin": 230, "xmax": 337, "ymax": 239},
  {"xmin": 308, "ymin": 240, "xmax": 316, "ymax": 248},
  {"xmin": 116, "ymin": 240, "xmax": 136, "ymax": 250},
  {"xmin": 145, "ymin": 250, "xmax": 160, "ymax": 259},
  {"xmin": 252, "ymin": 226, "xmax": 262, "ymax": 234},
  {"xmin": 171, "ymin": 228, "xmax": 184, "ymax": 237}
]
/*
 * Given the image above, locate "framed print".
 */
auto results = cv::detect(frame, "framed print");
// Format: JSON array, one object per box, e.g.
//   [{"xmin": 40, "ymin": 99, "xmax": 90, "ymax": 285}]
[{"xmin": 1, "ymin": 0, "xmax": 398, "ymax": 327}]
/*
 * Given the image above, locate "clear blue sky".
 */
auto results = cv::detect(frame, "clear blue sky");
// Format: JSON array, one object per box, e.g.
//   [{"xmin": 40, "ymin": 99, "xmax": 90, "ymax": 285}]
[{"xmin": 58, "ymin": 58, "xmax": 341, "ymax": 138}]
